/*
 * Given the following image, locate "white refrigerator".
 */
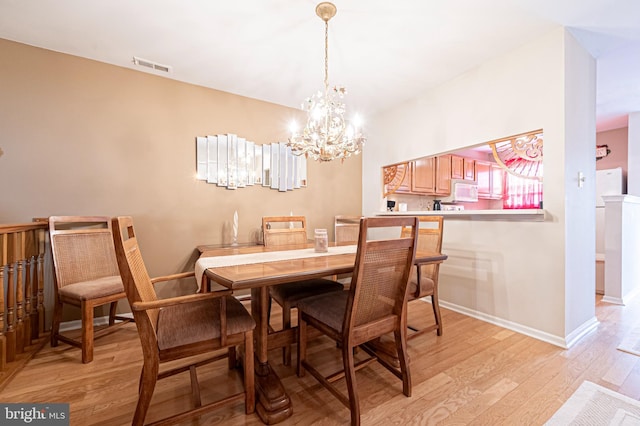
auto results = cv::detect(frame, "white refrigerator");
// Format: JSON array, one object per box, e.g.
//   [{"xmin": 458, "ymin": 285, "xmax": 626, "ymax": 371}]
[
  {"xmin": 595, "ymin": 167, "xmax": 624, "ymax": 293},
  {"xmin": 596, "ymin": 167, "xmax": 624, "ymax": 207}
]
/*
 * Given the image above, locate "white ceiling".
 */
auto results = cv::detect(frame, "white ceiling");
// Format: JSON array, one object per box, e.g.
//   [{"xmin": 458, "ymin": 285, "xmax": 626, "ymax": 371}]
[{"xmin": 1, "ymin": 0, "xmax": 639, "ymax": 131}]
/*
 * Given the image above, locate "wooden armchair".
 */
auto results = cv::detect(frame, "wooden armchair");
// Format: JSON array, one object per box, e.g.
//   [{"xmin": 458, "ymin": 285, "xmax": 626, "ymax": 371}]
[
  {"xmin": 401, "ymin": 215, "xmax": 445, "ymax": 338},
  {"xmin": 296, "ymin": 216, "xmax": 419, "ymax": 425},
  {"xmin": 112, "ymin": 216, "xmax": 255, "ymax": 425},
  {"xmin": 262, "ymin": 215, "xmax": 343, "ymax": 366},
  {"xmin": 49, "ymin": 215, "xmax": 131, "ymax": 363}
]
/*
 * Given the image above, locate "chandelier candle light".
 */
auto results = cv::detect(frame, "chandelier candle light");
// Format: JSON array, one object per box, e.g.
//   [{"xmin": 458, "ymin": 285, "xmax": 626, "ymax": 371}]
[{"xmin": 288, "ymin": 2, "xmax": 366, "ymax": 162}]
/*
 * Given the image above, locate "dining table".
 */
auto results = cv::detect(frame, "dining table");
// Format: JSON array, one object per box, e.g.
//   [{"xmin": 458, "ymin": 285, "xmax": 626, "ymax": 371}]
[{"xmin": 196, "ymin": 242, "xmax": 448, "ymax": 424}]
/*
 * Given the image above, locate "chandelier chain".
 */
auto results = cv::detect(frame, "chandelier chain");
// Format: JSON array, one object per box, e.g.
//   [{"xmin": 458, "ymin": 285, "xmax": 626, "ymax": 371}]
[{"xmin": 324, "ymin": 19, "xmax": 329, "ymax": 91}]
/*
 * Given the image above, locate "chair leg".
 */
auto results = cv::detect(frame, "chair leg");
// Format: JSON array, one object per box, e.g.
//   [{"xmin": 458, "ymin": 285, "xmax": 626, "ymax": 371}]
[
  {"xmin": 431, "ymin": 293, "xmax": 442, "ymax": 336},
  {"xmin": 282, "ymin": 303, "xmax": 292, "ymax": 366},
  {"xmin": 342, "ymin": 341, "xmax": 360, "ymax": 426},
  {"xmin": 243, "ymin": 331, "xmax": 255, "ymax": 414},
  {"xmin": 297, "ymin": 316, "xmax": 307, "ymax": 377},
  {"xmin": 189, "ymin": 365, "xmax": 202, "ymax": 408},
  {"xmin": 108, "ymin": 301, "xmax": 118, "ymax": 326},
  {"xmin": 50, "ymin": 299, "xmax": 63, "ymax": 347},
  {"xmin": 393, "ymin": 329, "xmax": 411, "ymax": 397},
  {"xmin": 81, "ymin": 301, "xmax": 94, "ymax": 363},
  {"xmin": 228, "ymin": 346, "xmax": 237, "ymax": 369},
  {"xmin": 133, "ymin": 362, "xmax": 159, "ymax": 426}
]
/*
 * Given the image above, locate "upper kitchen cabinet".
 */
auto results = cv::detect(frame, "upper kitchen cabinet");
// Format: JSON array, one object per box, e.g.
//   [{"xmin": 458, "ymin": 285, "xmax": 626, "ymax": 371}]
[
  {"xmin": 384, "ymin": 155, "xmax": 452, "ymax": 196},
  {"xmin": 463, "ymin": 157, "xmax": 475, "ymax": 180},
  {"xmin": 451, "ymin": 155, "xmax": 464, "ymax": 180},
  {"xmin": 476, "ymin": 160, "xmax": 504, "ymax": 200},
  {"xmin": 434, "ymin": 155, "xmax": 452, "ymax": 195},
  {"xmin": 383, "ymin": 162, "xmax": 412, "ymax": 195},
  {"xmin": 411, "ymin": 157, "xmax": 436, "ymax": 193},
  {"xmin": 491, "ymin": 163, "xmax": 504, "ymax": 198},
  {"xmin": 394, "ymin": 162, "xmax": 413, "ymax": 193},
  {"xmin": 410, "ymin": 155, "xmax": 451, "ymax": 195}
]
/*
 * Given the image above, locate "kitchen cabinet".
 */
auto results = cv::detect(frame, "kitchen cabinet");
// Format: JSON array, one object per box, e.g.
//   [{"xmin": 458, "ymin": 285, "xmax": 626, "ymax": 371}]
[
  {"xmin": 451, "ymin": 155, "xmax": 464, "ymax": 180},
  {"xmin": 491, "ymin": 163, "xmax": 504, "ymax": 199},
  {"xmin": 463, "ymin": 158, "xmax": 475, "ymax": 180},
  {"xmin": 476, "ymin": 160, "xmax": 504, "ymax": 199},
  {"xmin": 411, "ymin": 157, "xmax": 436, "ymax": 193},
  {"xmin": 383, "ymin": 155, "xmax": 453, "ymax": 196},
  {"xmin": 411, "ymin": 155, "xmax": 451, "ymax": 195},
  {"xmin": 434, "ymin": 155, "xmax": 451, "ymax": 195},
  {"xmin": 476, "ymin": 160, "xmax": 491, "ymax": 197},
  {"xmin": 382, "ymin": 162, "xmax": 412, "ymax": 195},
  {"xmin": 393, "ymin": 162, "xmax": 413, "ymax": 193}
]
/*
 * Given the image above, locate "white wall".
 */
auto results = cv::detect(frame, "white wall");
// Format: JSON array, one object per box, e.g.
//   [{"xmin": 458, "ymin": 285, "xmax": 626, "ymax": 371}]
[
  {"xmin": 562, "ymin": 31, "xmax": 597, "ymax": 338},
  {"xmin": 363, "ymin": 28, "xmax": 597, "ymax": 346},
  {"xmin": 629, "ymin": 112, "xmax": 640, "ymax": 196}
]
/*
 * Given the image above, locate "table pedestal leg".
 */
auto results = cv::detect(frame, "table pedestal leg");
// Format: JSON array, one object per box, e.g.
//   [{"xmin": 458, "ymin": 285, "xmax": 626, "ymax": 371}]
[{"xmin": 251, "ymin": 287, "xmax": 293, "ymax": 424}]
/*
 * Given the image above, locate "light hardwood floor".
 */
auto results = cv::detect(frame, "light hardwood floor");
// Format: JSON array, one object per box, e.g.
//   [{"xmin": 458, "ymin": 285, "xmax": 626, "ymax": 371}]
[{"xmin": 2, "ymin": 294, "xmax": 640, "ymax": 425}]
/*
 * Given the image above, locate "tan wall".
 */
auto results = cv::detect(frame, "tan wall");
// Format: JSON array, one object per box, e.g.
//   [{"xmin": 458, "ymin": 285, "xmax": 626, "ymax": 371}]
[
  {"xmin": 0, "ymin": 39, "xmax": 362, "ymax": 315},
  {"xmin": 596, "ymin": 127, "xmax": 628, "ymax": 174}
]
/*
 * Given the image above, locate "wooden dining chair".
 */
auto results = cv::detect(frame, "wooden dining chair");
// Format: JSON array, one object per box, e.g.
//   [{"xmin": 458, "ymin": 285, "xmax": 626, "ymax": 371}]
[
  {"xmin": 262, "ymin": 216, "xmax": 308, "ymax": 246},
  {"xmin": 112, "ymin": 216, "xmax": 255, "ymax": 425},
  {"xmin": 262, "ymin": 215, "xmax": 344, "ymax": 366},
  {"xmin": 334, "ymin": 215, "xmax": 362, "ymax": 285},
  {"xmin": 296, "ymin": 216, "xmax": 419, "ymax": 426},
  {"xmin": 401, "ymin": 215, "xmax": 444, "ymax": 338},
  {"xmin": 49, "ymin": 215, "xmax": 131, "ymax": 363},
  {"xmin": 334, "ymin": 215, "xmax": 361, "ymax": 245}
]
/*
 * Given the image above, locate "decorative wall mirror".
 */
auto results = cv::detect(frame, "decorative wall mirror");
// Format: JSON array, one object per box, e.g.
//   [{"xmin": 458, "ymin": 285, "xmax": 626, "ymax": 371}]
[{"xmin": 196, "ymin": 135, "xmax": 307, "ymax": 191}]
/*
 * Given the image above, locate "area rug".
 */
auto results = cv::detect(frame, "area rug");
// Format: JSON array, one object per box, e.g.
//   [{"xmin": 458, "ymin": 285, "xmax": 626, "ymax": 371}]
[
  {"xmin": 545, "ymin": 381, "xmax": 640, "ymax": 425},
  {"xmin": 617, "ymin": 327, "xmax": 640, "ymax": 357}
]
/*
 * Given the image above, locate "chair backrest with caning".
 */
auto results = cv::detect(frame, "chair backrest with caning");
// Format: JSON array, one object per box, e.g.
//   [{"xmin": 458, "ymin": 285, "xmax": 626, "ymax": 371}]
[
  {"xmin": 334, "ymin": 215, "xmax": 361, "ymax": 245},
  {"xmin": 49, "ymin": 216, "xmax": 121, "ymax": 289},
  {"xmin": 112, "ymin": 216, "xmax": 160, "ymax": 331},
  {"xmin": 345, "ymin": 216, "xmax": 418, "ymax": 333},
  {"xmin": 262, "ymin": 216, "xmax": 308, "ymax": 247},
  {"xmin": 400, "ymin": 216, "xmax": 443, "ymax": 283}
]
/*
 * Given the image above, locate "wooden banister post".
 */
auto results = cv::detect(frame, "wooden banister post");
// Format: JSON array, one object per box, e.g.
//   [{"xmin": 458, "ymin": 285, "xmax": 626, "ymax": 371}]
[
  {"xmin": 6, "ymin": 233, "xmax": 16, "ymax": 362},
  {"xmin": 0, "ymin": 234, "xmax": 6, "ymax": 370},
  {"xmin": 14, "ymin": 232, "xmax": 25, "ymax": 354},
  {"xmin": 27, "ymin": 229, "xmax": 39, "ymax": 340},
  {"xmin": 22, "ymin": 231, "xmax": 33, "ymax": 349},
  {"xmin": 37, "ymin": 228, "xmax": 45, "ymax": 335}
]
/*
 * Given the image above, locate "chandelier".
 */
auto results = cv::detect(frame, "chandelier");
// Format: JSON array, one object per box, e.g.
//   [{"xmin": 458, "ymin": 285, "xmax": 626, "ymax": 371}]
[{"xmin": 288, "ymin": 2, "xmax": 365, "ymax": 162}]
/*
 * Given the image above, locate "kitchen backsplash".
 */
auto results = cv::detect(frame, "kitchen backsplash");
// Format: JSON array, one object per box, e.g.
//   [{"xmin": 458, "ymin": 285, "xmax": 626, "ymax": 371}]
[{"xmin": 385, "ymin": 193, "xmax": 503, "ymax": 211}]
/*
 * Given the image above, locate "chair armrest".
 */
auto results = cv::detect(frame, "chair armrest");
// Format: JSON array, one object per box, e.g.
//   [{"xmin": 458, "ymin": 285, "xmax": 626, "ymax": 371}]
[
  {"xmin": 131, "ymin": 290, "xmax": 231, "ymax": 312},
  {"xmin": 150, "ymin": 271, "xmax": 195, "ymax": 284}
]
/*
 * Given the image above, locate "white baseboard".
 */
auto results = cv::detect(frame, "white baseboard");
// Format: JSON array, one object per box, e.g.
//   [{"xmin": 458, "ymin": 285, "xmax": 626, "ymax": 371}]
[
  {"xmin": 602, "ymin": 295, "xmax": 624, "ymax": 305},
  {"xmin": 419, "ymin": 298, "xmax": 598, "ymax": 349},
  {"xmin": 602, "ymin": 287, "xmax": 640, "ymax": 305}
]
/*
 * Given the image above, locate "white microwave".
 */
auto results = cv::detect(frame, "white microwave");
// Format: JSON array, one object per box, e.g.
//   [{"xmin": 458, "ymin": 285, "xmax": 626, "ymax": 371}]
[{"xmin": 441, "ymin": 179, "xmax": 478, "ymax": 203}]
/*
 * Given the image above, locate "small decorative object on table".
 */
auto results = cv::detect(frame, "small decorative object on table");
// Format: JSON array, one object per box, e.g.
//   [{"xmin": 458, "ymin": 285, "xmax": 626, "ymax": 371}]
[
  {"xmin": 232, "ymin": 210, "xmax": 239, "ymax": 246},
  {"xmin": 314, "ymin": 229, "xmax": 328, "ymax": 253}
]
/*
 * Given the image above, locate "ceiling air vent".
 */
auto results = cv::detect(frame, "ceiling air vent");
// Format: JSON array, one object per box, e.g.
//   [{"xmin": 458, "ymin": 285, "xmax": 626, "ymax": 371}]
[{"xmin": 132, "ymin": 56, "xmax": 172, "ymax": 73}]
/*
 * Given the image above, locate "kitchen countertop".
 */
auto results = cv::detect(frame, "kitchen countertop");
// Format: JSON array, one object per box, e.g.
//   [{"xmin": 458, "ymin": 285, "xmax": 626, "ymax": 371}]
[{"xmin": 376, "ymin": 209, "xmax": 546, "ymax": 221}]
